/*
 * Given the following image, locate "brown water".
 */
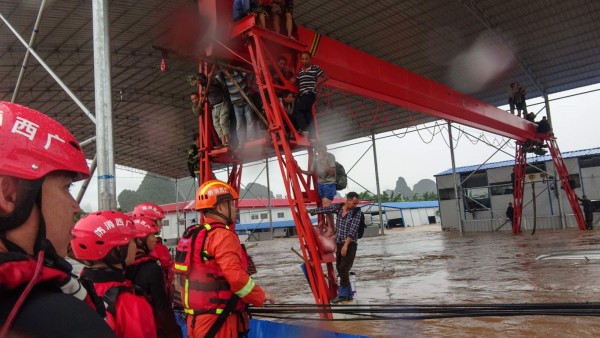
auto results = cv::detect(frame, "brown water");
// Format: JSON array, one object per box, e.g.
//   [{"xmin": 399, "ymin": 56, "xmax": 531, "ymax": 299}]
[{"xmin": 249, "ymin": 225, "xmax": 600, "ymax": 337}]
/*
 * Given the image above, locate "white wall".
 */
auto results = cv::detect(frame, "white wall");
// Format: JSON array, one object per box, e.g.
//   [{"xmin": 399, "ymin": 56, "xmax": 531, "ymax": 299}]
[
  {"xmin": 161, "ymin": 210, "xmax": 199, "ymax": 240},
  {"xmin": 437, "ymin": 155, "xmax": 600, "ymax": 232}
]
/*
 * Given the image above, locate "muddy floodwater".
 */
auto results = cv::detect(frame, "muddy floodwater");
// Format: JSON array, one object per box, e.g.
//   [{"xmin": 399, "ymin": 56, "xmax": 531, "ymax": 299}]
[{"xmin": 248, "ymin": 225, "xmax": 600, "ymax": 337}]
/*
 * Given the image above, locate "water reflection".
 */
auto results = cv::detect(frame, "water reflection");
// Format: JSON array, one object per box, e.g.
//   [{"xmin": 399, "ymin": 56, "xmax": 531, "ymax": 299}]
[{"xmin": 250, "ymin": 225, "xmax": 600, "ymax": 337}]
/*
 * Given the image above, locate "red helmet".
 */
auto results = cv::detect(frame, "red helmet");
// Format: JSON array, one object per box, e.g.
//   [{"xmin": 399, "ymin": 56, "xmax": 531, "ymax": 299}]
[
  {"xmin": 132, "ymin": 216, "xmax": 159, "ymax": 239},
  {"xmin": 196, "ymin": 180, "xmax": 239, "ymax": 210},
  {"xmin": 71, "ymin": 211, "xmax": 136, "ymax": 261},
  {"xmin": 132, "ymin": 202, "xmax": 165, "ymax": 221},
  {"xmin": 0, "ymin": 101, "xmax": 90, "ymax": 181}
]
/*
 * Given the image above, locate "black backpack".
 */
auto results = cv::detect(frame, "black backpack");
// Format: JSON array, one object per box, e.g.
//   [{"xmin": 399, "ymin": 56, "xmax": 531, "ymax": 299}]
[
  {"xmin": 335, "ymin": 162, "xmax": 347, "ymax": 190},
  {"xmin": 352, "ymin": 208, "xmax": 366, "ymax": 239}
]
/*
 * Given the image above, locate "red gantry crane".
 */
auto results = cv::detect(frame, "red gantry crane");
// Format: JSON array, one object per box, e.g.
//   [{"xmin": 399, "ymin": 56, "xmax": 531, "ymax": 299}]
[{"xmin": 177, "ymin": 0, "xmax": 586, "ymax": 314}]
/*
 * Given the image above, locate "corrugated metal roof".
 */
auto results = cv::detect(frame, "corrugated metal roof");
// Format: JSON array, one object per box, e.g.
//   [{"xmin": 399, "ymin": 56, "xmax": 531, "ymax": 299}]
[
  {"xmin": 363, "ymin": 201, "xmax": 439, "ymax": 210},
  {"xmin": 1, "ymin": 1, "xmax": 599, "ymax": 178},
  {"xmin": 435, "ymin": 146, "xmax": 600, "ymax": 176}
]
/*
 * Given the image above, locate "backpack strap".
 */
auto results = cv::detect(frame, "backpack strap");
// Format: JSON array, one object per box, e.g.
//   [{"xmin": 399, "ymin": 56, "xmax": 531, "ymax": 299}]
[
  {"xmin": 205, "ymin": 294, "xmax": 241, "ymax": 338},
  {"xmin": 103, "ymin": 286, "xmax": 131, "ymax": 318}
]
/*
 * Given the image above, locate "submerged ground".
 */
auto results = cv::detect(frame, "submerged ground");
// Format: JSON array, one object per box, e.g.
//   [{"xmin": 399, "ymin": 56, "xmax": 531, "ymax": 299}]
[{"xmin": 249, "ymin": 225, "xmax": 600, "ymax": 337}]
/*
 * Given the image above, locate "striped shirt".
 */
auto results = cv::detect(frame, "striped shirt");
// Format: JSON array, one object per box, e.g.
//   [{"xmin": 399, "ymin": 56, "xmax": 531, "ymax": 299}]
[
  {"xmin": 310, "ymin": 203, "xmax": 361, "ymax": 243},
  {"xmin": 296, "ymin": 65, "xmax": 325, "ymax": 96},
  {"xmin": 220, "ymin": 71, "xmax": 248, "ymax": 103}
]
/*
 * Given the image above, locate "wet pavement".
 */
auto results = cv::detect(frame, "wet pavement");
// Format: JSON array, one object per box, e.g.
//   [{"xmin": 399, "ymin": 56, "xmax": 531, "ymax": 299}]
[{"xmin": 249, "ymin": 225, "xmax": 600, "ymax": 337}]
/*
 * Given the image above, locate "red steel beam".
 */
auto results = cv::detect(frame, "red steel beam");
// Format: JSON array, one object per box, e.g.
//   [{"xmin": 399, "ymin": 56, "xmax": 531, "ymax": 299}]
[
  {"xmin": 294, "ymin": 26, "xmax": 539, "ymax": 142},
  {"xmin": 196, "ymin": 0, "xmax": 540, "ymax": 142}
]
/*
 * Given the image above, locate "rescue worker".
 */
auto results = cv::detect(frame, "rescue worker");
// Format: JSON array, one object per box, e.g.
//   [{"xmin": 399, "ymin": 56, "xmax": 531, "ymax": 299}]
[
  {"xmin": 0, "ymin": 101, "xmax": 115, "ymax": 337},
  {"xmin": 175, "ymin": 180, "xmax": 274, "ymax": 337},
  {"xmin": 125, "ymin": 216, "xmax": 182, "ymax": 338},
  {"xmin": 132, "ymin": 202, "xmax": 175, "ymax": 301},
  {"xmin": 72, "ymin": 211, "xmax": 157, "ymax": 338},
  {"xmin": 577, "ymin": 195, "xmax": 595, "ymax": 230}
]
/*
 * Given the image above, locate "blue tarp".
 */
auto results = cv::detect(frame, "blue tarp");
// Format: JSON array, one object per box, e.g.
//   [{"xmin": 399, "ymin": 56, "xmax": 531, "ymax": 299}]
[
  {"xmin": 249, "ymin": 319, "xmax": 371, "ymax": 338},
  {"xmin": 236, "ymin": 218, "xmax": 318, "ymax": 231}
]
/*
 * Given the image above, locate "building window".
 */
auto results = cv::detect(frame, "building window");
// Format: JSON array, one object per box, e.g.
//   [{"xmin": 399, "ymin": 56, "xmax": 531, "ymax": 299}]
[
  {"xmin": 162, "ymin": 219, "xmax": 170, "ymax": 226},
  {"xmin": 464, "ymin": 187, "xmax": 491, "ymax": 211},
  {"xmin": 251, "ymin": 214, "xmax": 259, "ymax": 220},
  {"xmin": 525, "ymin": 162, "xmax": 547, "ymax": 174},
  {"xmin": 460, "ymin": 171, "xmax": 488, "ymax": 188},
  {"xmin": 438, "ymin": 188, "xmax": 456, "ymax": 201},
  {"xmin": 579, "ymin": 155, "xmax": 600, "ymax": 168},
  {"xmin": 568, "ymin": 174, "xmax": 581, "ymax": 189},
  {"xmin": 491, "ymin": 182, "xmax": 513, "ymax": 196},
  {"xmin": 277, "ymin": 212, "xmax": 285, "ymax": 218},
  {"xmin": 260, "ymin": 213, "xmax": 268, "ymax": 220}
]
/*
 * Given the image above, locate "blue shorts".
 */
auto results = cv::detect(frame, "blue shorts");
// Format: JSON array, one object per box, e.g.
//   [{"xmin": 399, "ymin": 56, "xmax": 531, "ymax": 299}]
[{"xmin": 318, "ymin": 183, "xmax": 337, "ymax": 200}]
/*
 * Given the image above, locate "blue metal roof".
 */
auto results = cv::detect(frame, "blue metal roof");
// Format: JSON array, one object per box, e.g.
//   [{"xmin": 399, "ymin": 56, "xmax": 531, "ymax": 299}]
[
  {"xmin": 363, "ymin": 201, "xmax": 439, "ymax": 209},
  {"xmin": 236, "ymin": 217, "xmax": 317, "ymax": 231},
  {"xmin": 435, "ymin": 146, "xmax": 600, "ymax": 176}
]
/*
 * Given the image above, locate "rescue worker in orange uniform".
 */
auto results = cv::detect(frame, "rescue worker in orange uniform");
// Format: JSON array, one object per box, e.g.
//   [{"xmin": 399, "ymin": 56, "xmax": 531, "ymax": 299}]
[
  {"xmin": 175, "ymin": 180, "xmax": 274, "ymax": 337},
  {"xmin": 0, "ymin": 102, "xmax": 115, "ymax": 337}
]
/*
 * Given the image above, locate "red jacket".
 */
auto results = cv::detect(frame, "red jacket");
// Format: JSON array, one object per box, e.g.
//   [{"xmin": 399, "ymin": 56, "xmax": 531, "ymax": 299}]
[{"xmin": 82, "ymin": 268, "xmax": 157, "ymax": 338}]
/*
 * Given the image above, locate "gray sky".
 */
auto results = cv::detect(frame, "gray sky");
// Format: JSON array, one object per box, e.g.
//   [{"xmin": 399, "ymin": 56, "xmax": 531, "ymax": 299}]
[{"xmin": 73, "ymin": 83, "xmax": 600, "ymax": 211}]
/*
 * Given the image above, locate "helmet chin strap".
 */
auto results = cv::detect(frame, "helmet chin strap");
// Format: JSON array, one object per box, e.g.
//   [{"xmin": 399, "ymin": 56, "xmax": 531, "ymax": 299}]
[
  {"xmin": 205, "ymin": 200, "xmax": 234, "ymax": 226},
  {"xmin": 103, "ymin": 245, "xmax": 129, "ymax": 274},
  {"xmin": 0, "ymin": 178, "xmax": 44, "ymax": 236},
  {"xmin": 136, "ymin": 237, "xmax": 150, "ymax": 255},
  {"xmin": 0, "ymin": 178, "xmax": 50, "ymax": 257}
]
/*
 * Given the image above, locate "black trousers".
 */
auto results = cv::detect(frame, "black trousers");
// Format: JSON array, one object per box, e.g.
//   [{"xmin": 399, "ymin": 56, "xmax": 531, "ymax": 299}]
[
  {"xmin": 294, "ymin": 93, "xmax": 316, "ymax": 137},
  {"xmin": 585, "ymin": 213, "xmax": 593, "ymax": 229},
  {"xmin": 336, "ymin": 242, "xmax": 357, "ymax": 288}
]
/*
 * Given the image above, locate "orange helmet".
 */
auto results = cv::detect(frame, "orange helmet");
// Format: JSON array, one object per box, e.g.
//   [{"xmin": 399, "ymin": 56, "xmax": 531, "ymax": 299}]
[{"xmin": 196, "ymin": 180, "xmax": 238, "ymax": 210}]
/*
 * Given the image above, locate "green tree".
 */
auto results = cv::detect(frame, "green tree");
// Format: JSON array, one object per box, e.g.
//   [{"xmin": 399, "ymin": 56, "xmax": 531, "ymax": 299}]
[
  {"xmin": 358, "ymin": 191, "xmax": 374, "ymax": 201},
  {"xmin": 381, "ymin": 191, "xmax": 390, "ymax": 202}
]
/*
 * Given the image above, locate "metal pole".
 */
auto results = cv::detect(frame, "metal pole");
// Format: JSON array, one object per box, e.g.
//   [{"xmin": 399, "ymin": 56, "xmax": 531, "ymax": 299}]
[
  {"xmin": 448, "ymin": 122, "xmax": 463, "ymax": 232},
  {"xmin": 372, "ymin": 133, "xmax": 385, "ymax": 235},
  {"xmin": 544, "ymin": 93, "xmax": 564, "ymax": 229},
  {"xmin": 266, "ymin": 157, "xmax": 273, "ymax": 235},
  {"xmin": 92, "ymin": 0, "xmax": 116, "ymax": 210},
  {"xmin": 76, "ymin": 156, "xmax": 97, "ymax": 204},
  {"xmin": 11, "ymin": 0, "xmax": 48, "ymax": 103},
  {"xmin": 0, "ymin": 13, "xmax": 96, "ymax": 124},
  {"xmin": 80, "ymin": 136, "xmax": 96, "ymax": 147},
  {"xmin": 174, "ymin": 178, "xmax": 179, "ymax": 239},
  {"xmin": 543, "ymin": 92, "xmax": 553, "ymax": 129}
]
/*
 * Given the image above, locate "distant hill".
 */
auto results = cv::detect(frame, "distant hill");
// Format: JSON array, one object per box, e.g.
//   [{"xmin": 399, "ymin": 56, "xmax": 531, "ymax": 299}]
[
  {"xmin": 393, "ymin": 177, "xmax": 413, "ymax": 198},
  {"xmin": 413, "ymin": 179, "xmax": 436, "ymax": 195},
  {"xmin": 239, "ymin": 183, "xmax": 274, "ymax": 199},
  {"xmin": 117, "ymin": 176, "xmax": 274, "ymax": 211}
]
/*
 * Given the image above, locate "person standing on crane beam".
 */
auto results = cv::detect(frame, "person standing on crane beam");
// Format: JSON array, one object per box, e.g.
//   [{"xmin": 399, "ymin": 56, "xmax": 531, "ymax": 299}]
[{"xmin": 292, "ymin": 51, "xmax": 328, "ymax": 142}]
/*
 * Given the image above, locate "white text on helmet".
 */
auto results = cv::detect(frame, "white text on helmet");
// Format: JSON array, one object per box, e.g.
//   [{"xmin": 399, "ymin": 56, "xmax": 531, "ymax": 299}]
[
  {"xmin": 103, "ymin": 220, "xmax": 115, "ymax": 230},
  {"xmin": 12, "ymin": 117, "xmax": 38, "ymax": 141},
  {"xmin": 207, "ymin": 187, "xmax": 228, "ymax": 196},
  {"xmin": 94, "ymin": 227, "xmax": 107, "ymax": 238},
  {"xmin": 44, "ymin": 134, "xmax": 65, "ymax": 150}
]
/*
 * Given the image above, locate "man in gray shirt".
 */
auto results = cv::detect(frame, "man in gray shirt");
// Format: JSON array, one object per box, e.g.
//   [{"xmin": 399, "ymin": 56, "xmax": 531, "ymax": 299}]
[{"xmin": 301, "ymin": 141, "xmax": 337, "ymax": 236}]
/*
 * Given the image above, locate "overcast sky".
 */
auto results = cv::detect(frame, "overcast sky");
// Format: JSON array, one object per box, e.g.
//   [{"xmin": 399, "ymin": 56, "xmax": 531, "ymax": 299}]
[{"xmin": 73, "ymin": 83, "xmax": 600, "ymax": 211}]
